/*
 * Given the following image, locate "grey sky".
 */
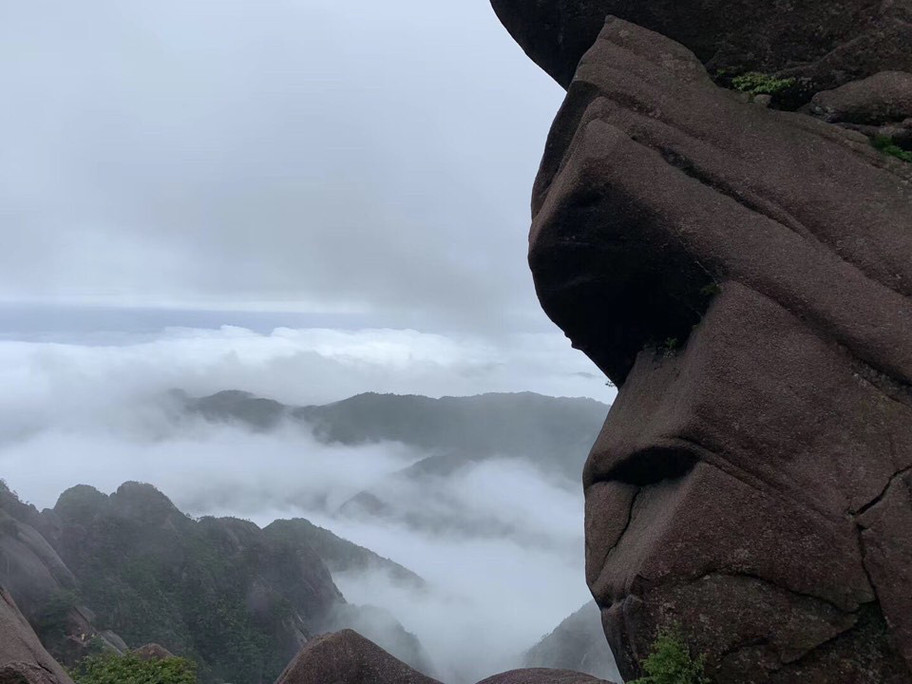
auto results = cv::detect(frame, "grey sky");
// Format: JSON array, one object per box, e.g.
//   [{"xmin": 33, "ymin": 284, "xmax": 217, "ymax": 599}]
[
  {"xmin": 0, "ymin": 10, "xmax": 612, "ymax": 673},
  {"xmin": 1, "ymin": 0, "xmax": 564, "ymax": 333}
]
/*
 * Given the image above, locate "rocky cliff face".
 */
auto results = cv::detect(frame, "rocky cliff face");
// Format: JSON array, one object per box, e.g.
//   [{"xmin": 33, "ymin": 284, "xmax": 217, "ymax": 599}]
[
  {"xmin": 490, "ymin": 0, "xmax": 912, "ymax": 93},
  {"xmin": 43, "ymin": 482, "xmax": 344, "ymax": 683},
  {"xmin": 0, "ymin": 482, "xmax": 126, "ymax": 665},
  {"xmin": 491, "ymin": 1, "xmax": 912, "ymax": 681},
  {"xmin": 0, "ymin": 481, "xmax": 432, "ymax": 683},
  {"xmin": 0, "ymin": 587, "xmax": 73, "ymax": 684}
]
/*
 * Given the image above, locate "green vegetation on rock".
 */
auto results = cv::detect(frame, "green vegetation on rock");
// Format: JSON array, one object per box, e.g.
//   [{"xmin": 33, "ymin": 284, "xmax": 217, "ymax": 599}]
[
  {"xmin": 872, "ymin": 134, "xmax": 912, "ymax": 163},
  {"xmin": 48, "ymin": 483, "xmax": 340, "ymax": 684},
  {"xmin": 31, "ymin": 590, "xmax": 81, "ymax": 649},
  {"xmin": 630, "ymin": 628, "xmax": 711, "ymax": 684},
  {"xmin": 71, "ymin": 651, "xmax": 197, "ymax": 684},
  {"xmin": 731, "ymin": 72, "xmax": 796, "ymax": 96}
]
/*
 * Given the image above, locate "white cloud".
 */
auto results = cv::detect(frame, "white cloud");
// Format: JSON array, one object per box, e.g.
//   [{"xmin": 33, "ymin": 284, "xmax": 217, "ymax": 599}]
[
  {"xmin": 0, "ymin": 325, "xmax": 609, "ymax": 445},
  {"xmin": 0, "ymin": 401, "xmax": 595, "ymax": 683},
  {"xmin": 0, "ymin": 322, "xmax": 608, "ymax": 682},
  {"xmin": 0, "ymin": 0, "xmax": 563, "ymax": 330},
  {"xmin": 0, "ymin": 1, "xmax": 610, "ymax": 679}
]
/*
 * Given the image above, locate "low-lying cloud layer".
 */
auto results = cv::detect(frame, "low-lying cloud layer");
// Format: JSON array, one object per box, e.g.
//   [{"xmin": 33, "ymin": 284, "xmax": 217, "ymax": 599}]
[
  {"xmin": 0, "ymin": 324, "xmax": 609, "ymax": 682},
  {"xmin": 2, "ymin": 2, "xmax": 609, "ymax": 679},
  {"xmin": 3, "ymin": 423, "xmax": 590, "ymax": 682},
  {"xmin": 0, "ymin": 324, "xmax": 608, "ymax": 447}
]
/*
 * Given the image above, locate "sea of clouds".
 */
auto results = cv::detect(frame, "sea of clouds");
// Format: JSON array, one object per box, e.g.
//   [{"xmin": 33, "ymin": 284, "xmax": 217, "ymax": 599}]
[{"xmin": 0, "ymin": 324, "xmax": 613, "ymax": 683}]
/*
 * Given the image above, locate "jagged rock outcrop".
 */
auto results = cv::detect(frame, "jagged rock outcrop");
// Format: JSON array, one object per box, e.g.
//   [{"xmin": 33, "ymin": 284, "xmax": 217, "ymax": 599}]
[
  {"xmin": 43, "ymin": 482, "xmax": 339, "ymax": 682},
  {"xmin": 274, "ymin": 630, "xmax": 440, "ymax": 684},
  {"xmin": 45, "ymin": 482, "xmax": 360, "ymax": 683},
  {"xmin": 0, "ymin": 483, "xmax": 125, "ymax": 665},
  {"xmin": 0, "ymin": 483, "xmax": 76, "ymax": 621},
  {"xmin": 491, "ymin": 4, "xmax": 912, "ymax": 681},
  {"xmin": 1, "ymin": 480, "xmax": 436, "ymax": 683},
  {"xmin": 0, "ymin": 507, "xmax": 76, "ymax": 622},
  {"xmin": 0, "ymin": 588, "xmax": 73, "ymax": 684},
  {"xmin": 490, "ymin": 0, "xmax": 912, "ymax": 93}
]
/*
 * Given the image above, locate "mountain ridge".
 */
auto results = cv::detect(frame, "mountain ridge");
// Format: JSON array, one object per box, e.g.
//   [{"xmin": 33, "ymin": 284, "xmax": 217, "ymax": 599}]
[{"xmin": 0, "ymin": 480, "xmax": 434, "ymax": 683}]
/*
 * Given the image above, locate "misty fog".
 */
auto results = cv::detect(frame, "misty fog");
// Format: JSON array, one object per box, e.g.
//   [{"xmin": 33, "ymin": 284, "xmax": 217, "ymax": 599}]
[
  {"xmin": 0, "ymin": 1, "xmax": 618, "ymax": 682},
  {"xmin": 0, "ymin": 326, "xmax": 609, "ymax": 682}
]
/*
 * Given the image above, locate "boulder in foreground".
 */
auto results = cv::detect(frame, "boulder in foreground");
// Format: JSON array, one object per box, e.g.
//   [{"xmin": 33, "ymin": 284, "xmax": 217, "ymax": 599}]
[
  {"xmin": 274, "ymin": 630, "xmax": 441, "ymax": 684},
  {"xmin": 477, "ymin": 668, "xmax": 615, "ymax": 683}
]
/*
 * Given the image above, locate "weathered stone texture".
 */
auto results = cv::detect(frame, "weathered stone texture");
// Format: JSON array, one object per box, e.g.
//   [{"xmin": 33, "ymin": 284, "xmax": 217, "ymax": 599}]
[
  {"xmin": 0, "ymin": 588, "xmax": 73, "ymax": 684},
  {"xmin": 506, "ymin": 12, "xmax": 912, "ymax": 683},
  {"xmin": 477, "ymin": 668, "xmax": 613, "ymax": 683},
  {"xmin": 490, "ymin": 0, "xmax": 912, "ymax": 92},
  {"xmin": 810, "ymin": 71, "xmax": 912, "ymax": 124},
  {"xmin": 273, "ymin": 630, "xmax": 441, "ymax": 684}
]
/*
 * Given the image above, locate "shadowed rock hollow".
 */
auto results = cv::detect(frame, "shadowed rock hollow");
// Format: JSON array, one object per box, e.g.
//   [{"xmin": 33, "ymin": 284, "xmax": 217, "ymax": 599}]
[{"xmin": 490, "ymin": 1, "xmax": 912, "ymax": 681}]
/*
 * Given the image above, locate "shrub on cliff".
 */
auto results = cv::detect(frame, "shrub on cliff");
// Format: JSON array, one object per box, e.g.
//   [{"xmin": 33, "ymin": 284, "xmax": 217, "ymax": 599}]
[
  {"xmin": 70, "ymin": 651, "xmax": 197, "ymax": 684},
  {"xmin": 630, "ymin": 628, "xmax": 710, "ymax": 684}
]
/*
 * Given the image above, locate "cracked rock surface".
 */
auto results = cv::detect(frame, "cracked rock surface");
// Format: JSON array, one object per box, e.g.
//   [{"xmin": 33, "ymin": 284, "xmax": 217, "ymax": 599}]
[{"xmin": 503, "ymin": 13, "xmax": 912, "ymax": 683}]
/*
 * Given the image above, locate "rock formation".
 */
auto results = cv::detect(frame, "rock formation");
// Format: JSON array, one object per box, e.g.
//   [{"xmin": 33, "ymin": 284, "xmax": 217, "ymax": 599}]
[
  {"xmin": 490, "ymin": 0, "xmax": 912, "ymax": 92},
  {"xmin": 0, "ymin": 588, "xmax": 73, "ymax": 684},
  {"xmin": 273, "ymin": 631, "xmax": 614, "ymax": 684},
  {"xmin": 491, "ymin": 1, "xmax": 912, "ymax": 681},
  {"xmin": 0, "ymin": 481, "xmax": 436, "ymax": 684},
  {"xmin": 477, "ymin": 671, "xmax": 614, "ymax": 684},
  {"xmin": 273, "ymin": 630, "xmax": 440, "ymax": 684},
  {"xmin": 0, "ymin": 482, "xmax": 126, "ymax": 664}
]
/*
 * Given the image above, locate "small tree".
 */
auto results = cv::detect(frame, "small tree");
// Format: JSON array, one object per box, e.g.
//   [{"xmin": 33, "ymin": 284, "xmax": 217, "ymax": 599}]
[
  {"xmin": 70, "ymin": 651, "xmax": 197, "ymax": 684},
  {"xmin": 630, "ymin": 627, "xmax": 711, "ymax": 684}
]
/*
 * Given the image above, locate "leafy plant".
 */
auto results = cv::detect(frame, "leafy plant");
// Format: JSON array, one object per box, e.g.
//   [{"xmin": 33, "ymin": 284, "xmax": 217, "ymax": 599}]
[
  {"xmin": 70, "ymin": 651, "xmax": 197, "ymax": 684},
  {"xmin": 871, "ymin": 134, "xmax": 912, "ymax": 163},
  {"xmin": 732, "ymin": 72, "xmax": 796, "ymax": 96},
  {"xmin": 630, "ymin": 627, "xmax": 711, "ymax": 684},
  {"xmin": 699, "ymin": 283, "xmax": 722, "ymax": 298},
  {"xmin": 32, "ymin": 590, "xmax": 80, "ymax": 639},
  {"xmin": 656, "ymin": 337, "xmax": 680, "ymax": 359}
]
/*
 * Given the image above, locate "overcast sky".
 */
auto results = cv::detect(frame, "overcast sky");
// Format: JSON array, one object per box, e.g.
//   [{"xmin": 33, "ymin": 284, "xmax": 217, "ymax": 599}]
[
  {"xmin": 0, "ymin": 9, "xmax": 614, "ymax": 672},
  {"xmin": 0, "ymin": 1, "xmax": 612, "ymax": 406},
  {"xmin": 2, "ymin": 0, "xmax": 566, "ymax": 334}
]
